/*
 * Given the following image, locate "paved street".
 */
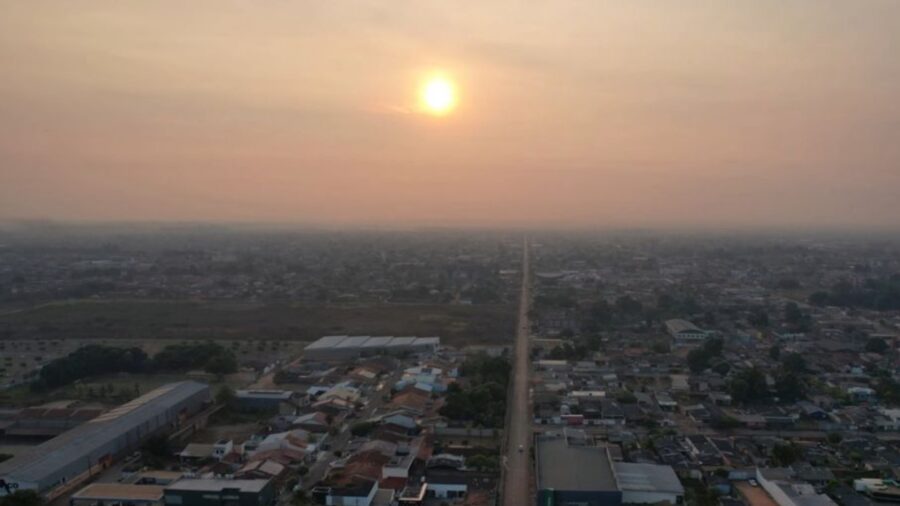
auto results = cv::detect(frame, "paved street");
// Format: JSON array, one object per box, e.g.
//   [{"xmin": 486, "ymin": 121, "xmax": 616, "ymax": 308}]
[{"xmin": 502, "ymin": 237, "xmax": 532, "ymax": 506}]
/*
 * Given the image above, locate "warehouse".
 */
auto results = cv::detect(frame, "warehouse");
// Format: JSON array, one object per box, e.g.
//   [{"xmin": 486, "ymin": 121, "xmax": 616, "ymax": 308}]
[
  {"xmin": 304, "ymin": 335, "xmax": 440, "ymax": 360},
  {"xmin": 535, "ymin": 432, "xmax": 622, "ymax": 506},
  {"xmin": 535, "ymin": 430, "xmax": 684, "ymax": 506},
  {"xmin": 0, "ymin": 381, "xmax": 210, "ymax": 498}
]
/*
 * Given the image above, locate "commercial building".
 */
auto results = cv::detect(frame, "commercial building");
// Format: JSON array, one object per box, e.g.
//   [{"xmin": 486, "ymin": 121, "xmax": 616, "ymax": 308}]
[
  {"xmin": 665, "ymin": 319, "xmax": 708, "ymax": 346},
  {"xmin": 304, "ymin": 336, "xmax": 440, "ymax": 361},
  {"xmin": 536, "ymin": 433, "xmax": 621, "ymax": 506},
  {"xmin": 614, "ymin": 463, "xmax": 684, "ymax": 505},
  {"xmin": 0, "ymin": 381, "xmax": 210, "ymax": 498},
  {"xmin": 536, "ymin": 430, "xmax": 684, "ymax": 506},
  {"xmin": 70, "ymin": 483, "xmax": 164, "ymax": 506},
  {"xmin": 163, "ymin": 478, "xmax": 275, "ymax": 506}
]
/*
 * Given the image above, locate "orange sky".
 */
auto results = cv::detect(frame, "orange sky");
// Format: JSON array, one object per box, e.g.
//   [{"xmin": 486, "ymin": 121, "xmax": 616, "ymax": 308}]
[{"xmin": 1, "ymin": 1, "xmax": 899, "ymax": 228}]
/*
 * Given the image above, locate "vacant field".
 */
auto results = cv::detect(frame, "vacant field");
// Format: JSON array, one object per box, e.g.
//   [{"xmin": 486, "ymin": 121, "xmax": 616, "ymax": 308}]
[{"xmin": 0, "ymin": 300, "xmax": 516, "ymax": 345}]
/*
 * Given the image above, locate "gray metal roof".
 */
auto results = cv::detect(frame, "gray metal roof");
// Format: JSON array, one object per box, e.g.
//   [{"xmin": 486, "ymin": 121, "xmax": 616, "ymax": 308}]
[
  {"xmin": 361, "ymin": 336, "xmax": 393, "ymax": 347},
  {"xmin": 336, "ymin": 336, "xmax": 371, "ymax": 348},
  {"xmin": 304, "ymin": 335, "xmax": 440, "ymax": 353},
  {"xmin": 614, "ymin": 462, "xmax": 684, "ymax": 494},
  {"xmin": 386, "ymin": 337, "xmax": 416, "ymax": 347},
  {"xmin": 536, "ymin": 437, "xmax": 617, "ymax": 492},
  {"xmin": 165, "ymin": 478, "xmax": 270, "ymax": 493},
  {"xmin": 0, "ymin": 381, "xmax": 209, "ymax": 484},
  {"xmin": 305, "ymin": 335, "xmax": 348, "ymax": 350}
]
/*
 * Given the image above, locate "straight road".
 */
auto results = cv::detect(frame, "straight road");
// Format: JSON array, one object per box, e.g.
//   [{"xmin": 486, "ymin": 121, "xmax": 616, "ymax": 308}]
[{"xmin": 503, "ymin": 237, "xmax": 532, "ymax": 506}]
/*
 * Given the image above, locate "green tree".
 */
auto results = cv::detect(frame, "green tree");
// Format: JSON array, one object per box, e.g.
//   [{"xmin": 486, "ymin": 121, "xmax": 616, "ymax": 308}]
[
  {"xmin": 784, "ymin": 302, "xmax": 803, "ymax": 324},
  {"xmin": 865, "ymin": 337, "xmax": 888, "ymax": 354},
  {"xmin": 775, "ymin": 372, "xmax": 805, "ymax": 402},
  {"xmin": 729, "ymin": 367, "xmax": 769, "ymax": 404},
  {"xmin": 782, "ymin": 353, "xmax": 806, "ymax": 372},
  {"xmin": 205, "ymin": 353, "xmax": 238, "ymax": 376},
  {"xmin": 0, "ymin": 490, "xmax": 43, "ymax": 506},
  {"xmin": 771, "ymin": 443, "xmax": 802, "ymax": 466},
  {"xmin": 748, "ymin": 308, "xmax": 769, "ymax": 328},
  {"xmin": 216, "ymin": 385, "xmax": 236, "ymax": 409},
  {"xmin": 350, "ymin": 422, "xmax": 376, "ymax": 437}
]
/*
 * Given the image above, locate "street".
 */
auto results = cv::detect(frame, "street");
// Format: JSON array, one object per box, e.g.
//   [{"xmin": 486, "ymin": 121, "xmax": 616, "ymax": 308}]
[{"xmin": 502, "ymin": 237, "xmax": 532, "ymax": 506}]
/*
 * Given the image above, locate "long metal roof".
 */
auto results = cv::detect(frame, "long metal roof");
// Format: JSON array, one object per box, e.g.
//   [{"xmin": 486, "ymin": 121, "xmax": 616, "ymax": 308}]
[
  {"xmin": 0, "ymin": 381, "xmax": 209, "ymax": 484},
  {"xmin": 303, "ymin": 335, "xmax": 440, "ymax": 351}
]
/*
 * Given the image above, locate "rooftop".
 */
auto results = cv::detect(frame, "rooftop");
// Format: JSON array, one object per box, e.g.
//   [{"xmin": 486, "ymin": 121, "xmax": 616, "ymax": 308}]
[
  {"xmin": 536, "ymin": 435, "xmax": 617, "ymax": 492},
  {"xmin": 72, "ymin": 483, "xmax": 164, "ymax": 502},
  {"xmin": 0, "ymin": 381, "xmax": 209, "ymax": 484},
  {"xmin": 613, "ymin": 462, "xmax": 684, "ymax": 494},
  {"xmin": 165, "ymin": 478, "xmax": 270, "ymax": 493}
]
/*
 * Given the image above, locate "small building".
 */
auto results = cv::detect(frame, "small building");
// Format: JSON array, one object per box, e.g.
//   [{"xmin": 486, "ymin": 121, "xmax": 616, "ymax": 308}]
[
  {"xmin": 854, "ymin": 478, "xmax": 900, "ymax": 503},
  {"xmin": 312, "ymin": 476, "xmax": 378, "ymax": 506},
  {"xmin": 163, "ymin": 478, "xmax": 275, "ymax": 506}
]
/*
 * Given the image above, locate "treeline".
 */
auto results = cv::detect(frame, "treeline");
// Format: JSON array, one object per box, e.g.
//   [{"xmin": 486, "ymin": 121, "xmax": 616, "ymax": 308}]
[
  {"xmin": 809, "ymin": 275, "xmax": 900, "ymax": 310},
  {"xmin": 440, "ymin": 354, "xmax": 510, "ymax": 428},
  {"xmin": 728, "ymin": 352, "xmax": 807, "ymax": 404},
  {"xmin": 33, "ymin": 341, "xmax": 237, "ymax": 390}
]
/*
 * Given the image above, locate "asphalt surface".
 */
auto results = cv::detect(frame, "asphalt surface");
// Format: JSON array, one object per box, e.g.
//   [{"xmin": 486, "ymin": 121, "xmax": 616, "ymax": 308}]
[{"xmin": 502, "ymin": 238, "xmax": 532, "ymax": 506}]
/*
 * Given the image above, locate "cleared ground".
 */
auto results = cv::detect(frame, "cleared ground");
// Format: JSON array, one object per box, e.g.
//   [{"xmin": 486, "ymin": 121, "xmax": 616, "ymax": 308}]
[{"xmin": 0, "ymin": 300, "xmax": 515, "ymax": 344}]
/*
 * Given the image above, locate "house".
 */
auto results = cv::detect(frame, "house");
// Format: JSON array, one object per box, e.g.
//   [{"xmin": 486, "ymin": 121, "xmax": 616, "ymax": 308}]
[
  {"xmin": 212, "ymin": 440, "xmax": 234, "ymax": 461},
  {"xmin": 236, "ymin": 460, "xmax": 286, "ymax": 481},
  {"xmin": 424, "ymin": 453, "xmax": 468, "ymax": 499}
]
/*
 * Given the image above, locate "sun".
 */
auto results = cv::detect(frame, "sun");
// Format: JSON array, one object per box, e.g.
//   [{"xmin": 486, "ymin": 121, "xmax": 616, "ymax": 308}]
[{"xmin": 420, "ymin": 76, "xmax": 456, "ymax": 115}]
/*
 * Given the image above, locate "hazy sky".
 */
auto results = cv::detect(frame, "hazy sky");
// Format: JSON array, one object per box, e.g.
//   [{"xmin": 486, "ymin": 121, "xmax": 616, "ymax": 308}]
[{"xmin": 2, "ymin": 1, "xmax": 899, "ymax": 229}]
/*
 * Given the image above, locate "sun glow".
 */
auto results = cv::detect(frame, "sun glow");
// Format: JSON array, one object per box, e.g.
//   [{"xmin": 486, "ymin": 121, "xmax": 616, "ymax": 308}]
[{"xmin": 420, "ymin": 76, "xmax": 456, "ymax": 115}]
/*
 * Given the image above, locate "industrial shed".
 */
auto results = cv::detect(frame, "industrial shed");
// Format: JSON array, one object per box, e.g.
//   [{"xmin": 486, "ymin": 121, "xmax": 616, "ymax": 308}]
[
  {"xmin": 303, "ymin": 335, "xmax": 440, "ymax": 360},
  {"xmin": 0, "ymin": 381, "xmax": 210, "ymax": 497}
]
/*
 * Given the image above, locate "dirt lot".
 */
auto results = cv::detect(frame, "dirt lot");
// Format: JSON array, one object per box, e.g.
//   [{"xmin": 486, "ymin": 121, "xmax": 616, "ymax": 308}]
[{"xmin": 0, "ymin": 299, "xmax": 515, "ymax": 345}]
